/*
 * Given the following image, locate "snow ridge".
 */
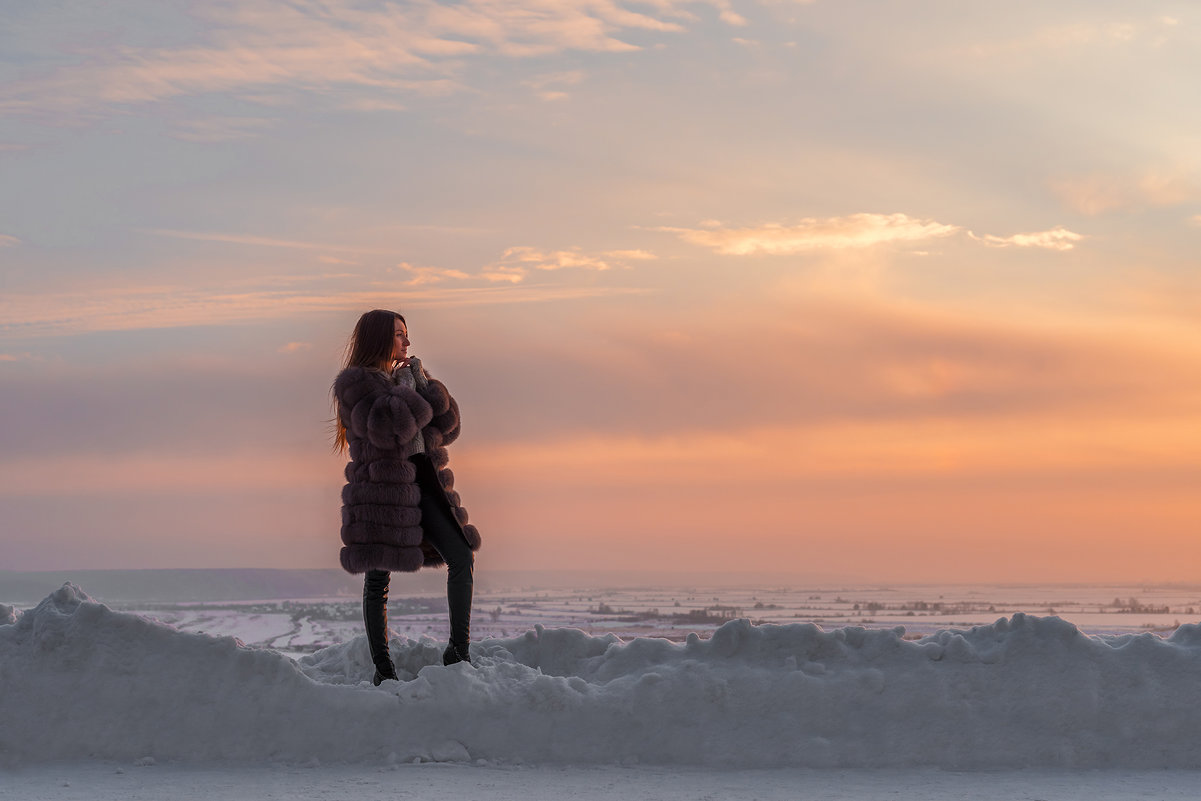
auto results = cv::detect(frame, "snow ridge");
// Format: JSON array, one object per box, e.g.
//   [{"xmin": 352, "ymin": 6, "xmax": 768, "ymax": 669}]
[{"xmin": 2, "ymin": 584, "xmax": 1200, "ymax": 768}]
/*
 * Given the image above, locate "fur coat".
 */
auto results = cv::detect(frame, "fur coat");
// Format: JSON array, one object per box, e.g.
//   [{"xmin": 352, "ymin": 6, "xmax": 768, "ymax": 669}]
[{"xmin": 334, "ymin": 362, "xmax": 482, "ymax": 574}]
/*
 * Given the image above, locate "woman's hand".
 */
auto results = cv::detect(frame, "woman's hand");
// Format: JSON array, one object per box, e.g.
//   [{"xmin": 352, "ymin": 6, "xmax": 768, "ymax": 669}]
[{"xmin": 407, "ymin": 356, "xmax": 429, "ymax": 388}]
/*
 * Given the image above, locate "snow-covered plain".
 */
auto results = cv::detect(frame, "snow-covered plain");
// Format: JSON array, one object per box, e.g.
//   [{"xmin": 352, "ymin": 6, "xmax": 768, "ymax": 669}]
[
  {"xmin": 6, "ymin": 762, "xmax": 1201, "ymax": 801},
  {"xmin": 99, "ymin": 580, "xmax": 1201, "ymax": 658},
  {"xmin": 3, "ymin": 582, "xmax": 1201, "ymax": 799}
]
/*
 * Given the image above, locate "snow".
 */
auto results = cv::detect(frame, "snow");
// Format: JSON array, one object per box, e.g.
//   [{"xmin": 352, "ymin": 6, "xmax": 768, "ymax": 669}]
[
  {"xmin": 3, "ymin": 583, "xmax": 1201, "ymax": 775},
  {"xmin": 82, "ymin": 580, "xmax": 1201, "ymax": 660},
  {"xmin": 5, "ymin": 762, "xmax": 1201, "ymax": 801}
]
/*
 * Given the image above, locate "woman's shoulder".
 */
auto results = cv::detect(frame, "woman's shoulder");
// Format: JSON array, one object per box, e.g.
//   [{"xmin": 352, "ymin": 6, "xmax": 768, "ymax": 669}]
[{"xmin": 334, "ymin": 365, "xmax": 392, "ymax": 400}]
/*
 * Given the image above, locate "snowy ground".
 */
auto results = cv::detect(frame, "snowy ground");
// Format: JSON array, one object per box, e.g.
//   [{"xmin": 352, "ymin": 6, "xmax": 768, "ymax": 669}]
[
  {"xmin": 97, "ymin": 581, "xmax": 1201, "ymax": 657},
  {"xmin": 5, "ymin": 762, "xmax": 1201, "ymax": 801},
  {"xmin": 3, "ymin": 582, "xmax": 1200, "ymax": 799}
]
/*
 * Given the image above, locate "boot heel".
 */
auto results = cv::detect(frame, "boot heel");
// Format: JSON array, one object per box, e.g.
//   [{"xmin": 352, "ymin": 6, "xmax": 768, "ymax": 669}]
[
  {"xmin": 373, "ymin": 666, "xmax": 398, "ymax": 685},
  {"xmin": 442, "ymin": 641, "xmax": 472, "ymax": 666}
]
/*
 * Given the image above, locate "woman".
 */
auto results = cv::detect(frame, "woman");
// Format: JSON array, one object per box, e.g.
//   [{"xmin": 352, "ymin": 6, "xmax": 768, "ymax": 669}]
[{"xmin": 332, "ymin": 309, "xmax": 482, "ymax": 684}]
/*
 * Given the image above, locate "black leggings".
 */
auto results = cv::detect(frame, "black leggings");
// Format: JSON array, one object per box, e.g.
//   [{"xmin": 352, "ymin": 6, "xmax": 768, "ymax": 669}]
[{"xmin": 363, "ymin": 453, "xmax": 474, "ymax": 648}]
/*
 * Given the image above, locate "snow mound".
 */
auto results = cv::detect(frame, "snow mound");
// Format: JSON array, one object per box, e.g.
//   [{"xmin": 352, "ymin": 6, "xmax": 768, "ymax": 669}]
[{"xmin": 3, "ymin": 584, "xmax": 1200, "ymax": 768}]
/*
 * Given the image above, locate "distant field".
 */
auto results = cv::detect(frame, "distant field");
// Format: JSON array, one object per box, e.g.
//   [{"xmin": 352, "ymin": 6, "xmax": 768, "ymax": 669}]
[{"xmin": 78, "ymin": 582, "xmax": 1201, "ymax": 657}]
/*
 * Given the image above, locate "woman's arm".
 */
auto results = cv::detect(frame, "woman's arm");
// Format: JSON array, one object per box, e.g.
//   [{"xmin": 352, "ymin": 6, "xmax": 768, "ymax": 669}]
[
  {"xmin": 335, "ymin": 367, "xmax": 433, "ymax": 450},
  {"xmin": 409, "ymin": 358, "xmax": 462, "ymax": 445}
]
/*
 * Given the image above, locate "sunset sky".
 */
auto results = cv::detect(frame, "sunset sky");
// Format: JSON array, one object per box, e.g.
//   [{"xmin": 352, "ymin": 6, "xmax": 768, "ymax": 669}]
[{"xmin": 2, "ymin": 1, "xmax": 1199, "ymax": 582}]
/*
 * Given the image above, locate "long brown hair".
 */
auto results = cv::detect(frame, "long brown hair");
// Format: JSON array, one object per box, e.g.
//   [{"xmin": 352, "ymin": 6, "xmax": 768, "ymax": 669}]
[{"xmin": 332, "ymin": 309, "xmax": 405, "ymax": 453}]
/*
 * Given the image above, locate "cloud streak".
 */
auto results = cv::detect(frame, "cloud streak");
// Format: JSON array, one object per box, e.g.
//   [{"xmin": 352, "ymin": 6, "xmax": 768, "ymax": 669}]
[
  {"xmin": 482, "ymin": 246, "xmax": 657, "ymax": 282},
  {"xmin": 657, "ymin": 213, "xmax": 961, "ymax": 255},
  {"xmin": 395, "ymin": 262, "xmax": 471, "ymax": 286},
  {"xmin": 142, "ymin": 228, "xmax": 396, "ymax": 255},
  {"xmin": 660, "ymin": 214, "xmax": 1084, "ymax": 254},
  {"xmin": 967, "ymin": 227, "xmax": 1083, "ymax": 251},
  {"xmin": 169, "ymin": 116, "xmax": 275, "ymax": 142},
  {"xmin": 1049, "ymin": 171, "xmax": 1197, "ymax": 216},
  {"xmin": 0, "ymin": 281, "xmax": 652, "ymax": 338},
  {"xmin": 1, "ymin": 0, "xmax": 747, "ymax": 117}
]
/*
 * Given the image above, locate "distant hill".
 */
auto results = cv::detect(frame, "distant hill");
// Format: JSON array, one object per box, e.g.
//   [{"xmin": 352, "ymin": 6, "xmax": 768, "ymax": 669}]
[
  {"xmin": 0, "ymin": 569, "xmax": 365, "ymax": 604},
  {"xmin": 0, "ymin": 567, "xmax": 839, "ymax": 605}
]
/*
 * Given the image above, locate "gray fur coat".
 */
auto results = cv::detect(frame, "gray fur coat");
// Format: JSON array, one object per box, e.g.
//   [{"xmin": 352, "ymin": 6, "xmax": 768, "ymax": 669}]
[{"xmin": 334, "ymin": 361, "xmax": 481, "ymax": 574}]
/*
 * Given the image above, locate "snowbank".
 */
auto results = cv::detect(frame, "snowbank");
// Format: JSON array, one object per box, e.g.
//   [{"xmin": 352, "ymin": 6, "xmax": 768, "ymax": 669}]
[{"xmin": 3, "ymin": 584, "xmax": 1200, "ymax": 768}]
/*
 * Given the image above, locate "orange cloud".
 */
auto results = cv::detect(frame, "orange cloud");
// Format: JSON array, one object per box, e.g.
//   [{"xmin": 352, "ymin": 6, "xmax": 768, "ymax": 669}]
[
  {"xmin": 458, "ymin": 412, "xmax": 1201, "ymax": 489},
  {"xmin": 458, "ymin": 408, "xmax": 1201, "ymax": 581},
  {"xmin": 967, "ymin": 227, "xmax": 1083, "ymax": 251},
  {"xmin": 482, "ymin": 246, "xmax": 656, "ymax": 282},
  {"xmin": 395, "ymin": 261, "xmax": 471, "ymax": 286},
  {"xmin": 660, "ymin": 214, "xmax": 1086, "ymax": 254},
  {"xmin": 0, "ymin": 0, "xmax": 745, "ymax": 115},
  {"xmin": 658, "ymin": 213, "xmax": 961, "ymax": 255}
]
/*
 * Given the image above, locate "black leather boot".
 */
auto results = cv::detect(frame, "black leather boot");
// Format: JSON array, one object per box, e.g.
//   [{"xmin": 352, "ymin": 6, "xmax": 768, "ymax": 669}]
[
  {"xmin": 364, "ymin": 570, "xmax": 398, "ymax": 683},
  {"xmin": 447, "ymin": 578, "xmax": 473, "ymax": 650},
  {"xmin": 372, "ymin": 665, "xmax": 399, "ymax": 686},
  {"xmin": 443, "ymin": 640, "xmax": 472, "ymax": 666}
]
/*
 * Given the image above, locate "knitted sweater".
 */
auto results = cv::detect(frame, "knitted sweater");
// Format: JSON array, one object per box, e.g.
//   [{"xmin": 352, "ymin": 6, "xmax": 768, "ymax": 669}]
[{"xmin": 390, "ymin": 362, "xmax": 426, "ymax": 458}]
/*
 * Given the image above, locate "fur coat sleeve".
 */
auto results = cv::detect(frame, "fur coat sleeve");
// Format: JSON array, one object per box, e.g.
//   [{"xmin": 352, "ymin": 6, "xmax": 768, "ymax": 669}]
[
  {"xmin": 334, "ymin": 366, "xmax": 433, "ymax": 451},
  {"xmin": 416, "ymin": 375, "xmax": 461, "ymax": 446}
]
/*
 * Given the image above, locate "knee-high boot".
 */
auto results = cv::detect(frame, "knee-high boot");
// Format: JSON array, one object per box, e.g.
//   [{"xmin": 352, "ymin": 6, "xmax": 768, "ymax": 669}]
[
  {"xmin": 363, "ymin": 570, "xmax": 398, "ymax": 684},
  {"xmin": 447, "ymin": 579, "xmax": 473, "ymax": 650},
  {"xmin": 443, "ymin": 560, "xmax": 473, "ymax": 665}
]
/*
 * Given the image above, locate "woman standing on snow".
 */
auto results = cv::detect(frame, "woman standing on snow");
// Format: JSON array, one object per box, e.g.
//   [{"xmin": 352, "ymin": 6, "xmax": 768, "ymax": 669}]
[{"xmin": 332, "ymin": 309, "xmax": 482, "ymax": 684}]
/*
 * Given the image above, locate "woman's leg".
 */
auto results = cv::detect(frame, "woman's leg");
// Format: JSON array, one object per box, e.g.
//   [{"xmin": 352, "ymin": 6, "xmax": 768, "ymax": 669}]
[
  {"xmin": 362, "ymin": 569, "xmax": 396, "ymax": 681},
  {"xmin": 414, "ymin": 458, "xmax": 475, "ymax": 649}
]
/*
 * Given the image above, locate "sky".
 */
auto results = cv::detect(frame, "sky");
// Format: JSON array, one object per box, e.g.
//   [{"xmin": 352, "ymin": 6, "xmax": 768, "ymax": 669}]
[{"xmin": 2, "ymin": 0, "xmax": 1199, "ymax": 583}]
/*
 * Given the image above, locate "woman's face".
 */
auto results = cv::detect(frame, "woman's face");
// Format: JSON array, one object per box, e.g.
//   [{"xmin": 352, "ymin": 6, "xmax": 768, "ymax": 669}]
[{"xmin": 391, "ymin": 318, "xmax": 410, "ymax": 364}]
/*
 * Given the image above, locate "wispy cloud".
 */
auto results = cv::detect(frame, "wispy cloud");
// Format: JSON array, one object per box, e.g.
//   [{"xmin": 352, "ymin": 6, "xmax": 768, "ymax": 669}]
[
  {"xmin": 482, "ymin": 245, "xmax": 657, "ymax": 282},
  {"xmin": 657, "ymin": 213, "xmax": 961, "ymax": 255},
  {"xmin": 1, "ymin": 0, "xmax": 747, "ymax": 117},
  {"xmin": 968, "ymin": 227, "xmax": 1083, "ymax": 251},
  {"xmin": 0, "ymin": 451, "xmax": 336, "ymax": 495},
  {"xmin": 138, "ymin": 228, "xmax": 659, "ymax": 286},
  {"xmin": 338, "ymin": 98, "xmax": 408, "ymax": 112},
  {"xmin": 1050, "ymin": 170, "xmax": 1197, "ymax": 216},
  {"xmin": 142, "ymin": 228, "xmax": 395, "ymax": 255},
  {"xmin": 0, "ymin": 234, "xmax": 21, "ymax": 247},
  {"xmin": 659, "ymin": 213, "xmax": 1085, "ymax": 254},
  {"xmin": 277, "ymin": 341, "xmax": 313, "ymax": 354},
  {"xmin": 523, "ymin": 70, "xmax": 585, "ymax": 101},
  {"xmin": 955, "ymin": 16, "xmax": 1180, "ymax": 58},
  {"xmin": 394, "ymin": 261, "xmax": 471, "ymax": 286},
  {"xmin": 170, "ymin": 116, "xmax": 275, "ymax": 142},
  {"xmin": 0, "ymin": 281, "xmax": 652, "ymax": 337}
]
